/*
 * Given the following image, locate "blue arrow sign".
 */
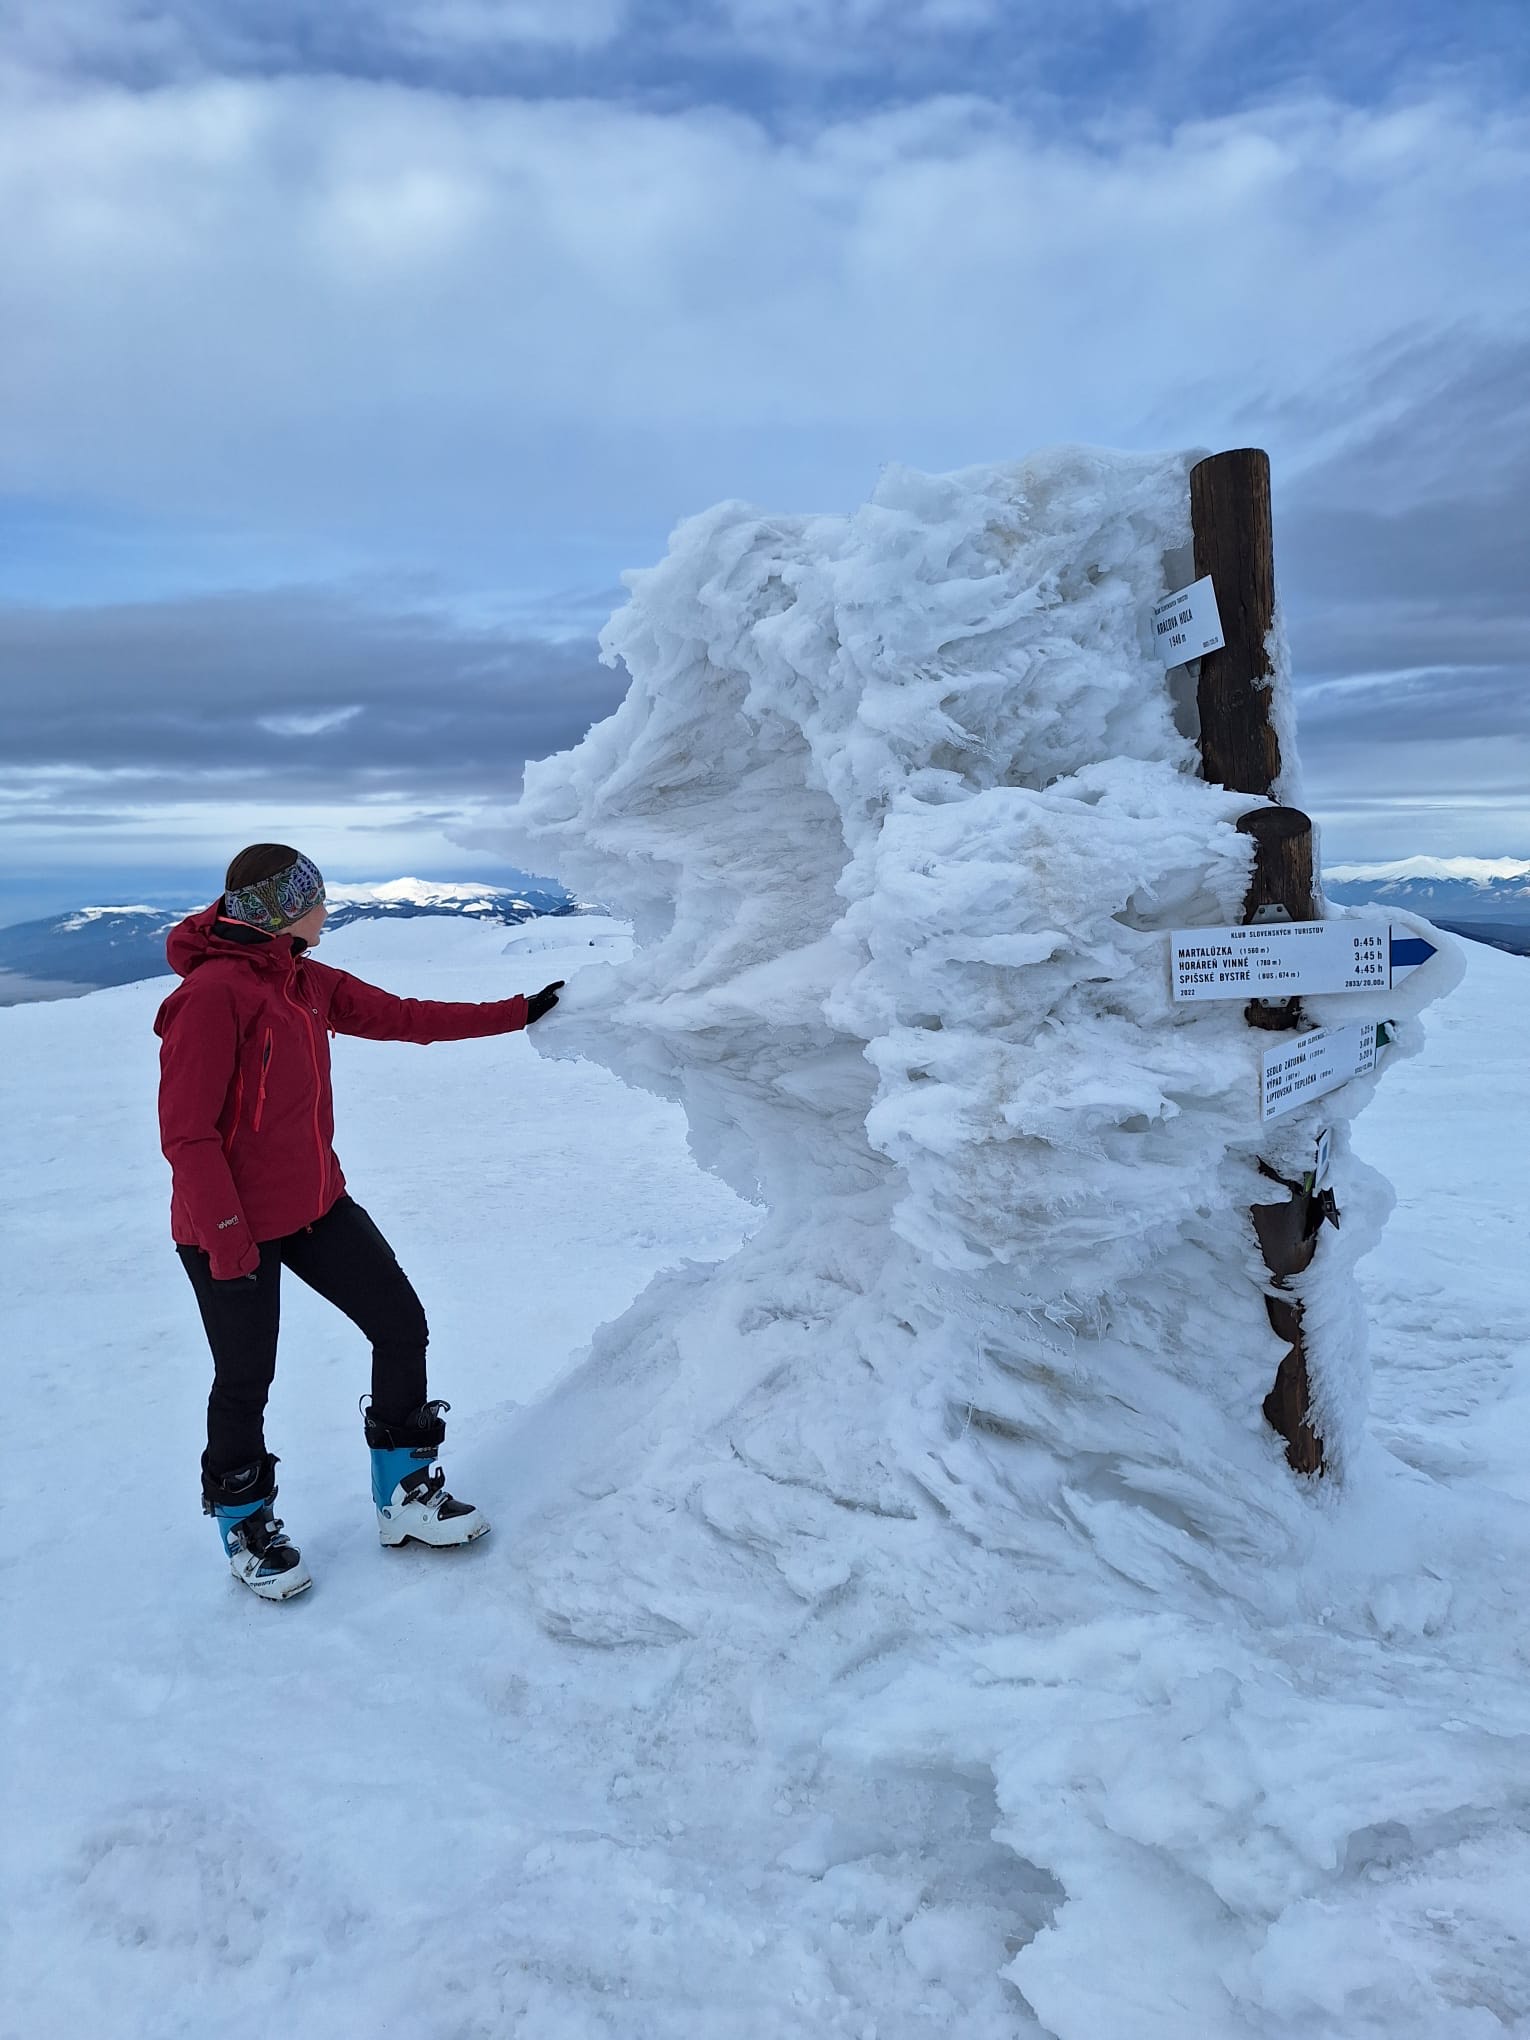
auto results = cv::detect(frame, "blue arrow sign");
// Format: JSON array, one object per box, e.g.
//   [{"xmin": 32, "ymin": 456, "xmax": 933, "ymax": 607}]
[{"xmin": 1389, "ymin": 935, "xmax": 1437, "ymax": 969}]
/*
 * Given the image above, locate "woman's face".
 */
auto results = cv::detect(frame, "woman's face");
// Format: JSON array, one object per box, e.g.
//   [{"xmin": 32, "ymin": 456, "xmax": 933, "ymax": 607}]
[{"xmin": 289, "ymin": 900, "xmax": 328, "ymax": 945}]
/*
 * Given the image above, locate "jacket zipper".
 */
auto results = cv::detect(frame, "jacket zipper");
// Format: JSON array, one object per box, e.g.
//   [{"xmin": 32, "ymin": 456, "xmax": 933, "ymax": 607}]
[
  {"xmin": 252, "ymin": 1028, "xmax": 273, "ymax": 1131},
  {"xmin": 224, "ymin": 1070, "xmax": 245, "ymax": 1154},
  {"xmin": 282, "ymin": 969, "xmax": 327, "ymax": 1210}
]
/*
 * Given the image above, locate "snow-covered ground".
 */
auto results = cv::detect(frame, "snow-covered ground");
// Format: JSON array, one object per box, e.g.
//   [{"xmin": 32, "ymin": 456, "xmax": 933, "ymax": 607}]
[{"xmin": 3, "ymin": 911, "xmax": 1527, "ymax": 2038}]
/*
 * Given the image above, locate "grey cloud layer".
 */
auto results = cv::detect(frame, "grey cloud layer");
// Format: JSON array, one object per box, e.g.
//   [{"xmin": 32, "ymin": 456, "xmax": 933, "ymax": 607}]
[
  {"xmin": 1273, "ymin": 333, "xmax": 1530, "ymax": 823},
  {"xmin": 4, "ymin": 335, "xmax": 1526, "ymax": 839},
  {"xmin": 0, "ymin": 590, "xmax": 628, "ymax": 798},
  {"xmin": 2, "ymin": 333, "xmax": 1524, "ymax": 853},
  {"xmin": 0, "ymin": 40, "xmax": 1524, "ymax": 864},
  {"xmin": 3, "ymin": 0, "xmax": 1519, "ymax": 116},
  {"xmin": 4, "ymin": 74, "xmax": 1525, "ymax": 558}
]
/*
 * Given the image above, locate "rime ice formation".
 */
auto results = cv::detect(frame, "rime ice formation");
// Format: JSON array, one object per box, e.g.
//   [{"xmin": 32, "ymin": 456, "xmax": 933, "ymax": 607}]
[{"xmin": 498, "ymin": 449, "xmax": 1490, "ymax": 2037}]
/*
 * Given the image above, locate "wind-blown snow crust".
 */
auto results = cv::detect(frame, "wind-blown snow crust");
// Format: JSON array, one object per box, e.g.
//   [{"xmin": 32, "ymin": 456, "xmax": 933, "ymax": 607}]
[{"xmin": 496, "ymin": 448, "xmax": 1518, "ymax": 2037}]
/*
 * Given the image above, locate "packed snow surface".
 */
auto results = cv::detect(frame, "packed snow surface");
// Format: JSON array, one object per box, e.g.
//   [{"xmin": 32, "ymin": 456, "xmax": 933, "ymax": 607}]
[
  {"xmin": 3, "ymin": 916, "xmax": 1528, "ymax": 2038},
  {"xmin": 7, "ymin": 449, "xmax": 1528, "ymax": 2036}
]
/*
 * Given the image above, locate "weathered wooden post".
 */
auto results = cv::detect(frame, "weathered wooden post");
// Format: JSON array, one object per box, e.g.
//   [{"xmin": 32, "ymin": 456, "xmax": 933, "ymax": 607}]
[{"xmin": 1189, "ymin": 448, "xmax": 1327, "ymax": 1475}]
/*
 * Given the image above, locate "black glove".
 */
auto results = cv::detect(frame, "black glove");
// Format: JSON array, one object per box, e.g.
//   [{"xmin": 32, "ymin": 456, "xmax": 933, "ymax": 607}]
[{"xmin": 525, "ymin": 980, "xmax": 565, "ymax": 1024}]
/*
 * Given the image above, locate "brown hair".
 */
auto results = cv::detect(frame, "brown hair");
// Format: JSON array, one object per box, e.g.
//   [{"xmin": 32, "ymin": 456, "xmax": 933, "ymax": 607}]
[{"xmin": 225, "ymin": 843, "xmax": 303, "ymax": 891}]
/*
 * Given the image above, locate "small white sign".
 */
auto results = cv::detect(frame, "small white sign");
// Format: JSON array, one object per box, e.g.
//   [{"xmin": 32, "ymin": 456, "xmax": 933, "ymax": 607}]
[
  {"xmin": 1151, "ymin": 575, "xmax": 1225, "ymax": 666},
  {"xmin": 1261, "ymin": 1025, "xmax": 1379, "ymax": 1122},
  {"xmin": 1312, "ymin": 1126, "xmax": 1332, "ymax": 1189},
  {"xmin": 1170, "ymin": 921, "xmax": 1393, "ymax": 1002}
]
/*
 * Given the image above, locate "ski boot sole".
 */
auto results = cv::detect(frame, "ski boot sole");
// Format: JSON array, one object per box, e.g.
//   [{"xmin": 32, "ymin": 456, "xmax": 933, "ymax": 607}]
[{"xmin": 380, "ymin": 1520, "xmax": 491, "ymax": 1550}]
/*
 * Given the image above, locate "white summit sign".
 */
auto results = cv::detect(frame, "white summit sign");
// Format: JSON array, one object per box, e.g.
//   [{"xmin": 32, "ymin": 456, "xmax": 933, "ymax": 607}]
[
  {"xmin": 1169, "ymin": 921, "xmax": 1434, "ymax": 1002},
  {"xmin": 1151, "ymin": 575, "xmax": 1225, "ymax": 665}
]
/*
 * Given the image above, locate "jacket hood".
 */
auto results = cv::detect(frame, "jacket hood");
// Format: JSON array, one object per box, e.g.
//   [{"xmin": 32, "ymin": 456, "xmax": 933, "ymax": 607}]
[{"xmin": 164, "ymin": 903, "xmax": 299, "ymax": 982}]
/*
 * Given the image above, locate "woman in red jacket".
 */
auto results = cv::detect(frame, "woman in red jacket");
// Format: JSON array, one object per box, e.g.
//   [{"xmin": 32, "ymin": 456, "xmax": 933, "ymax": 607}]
[{"xmin": 156, "ymin": 843, "xmax": 563, "ymax": 1602}]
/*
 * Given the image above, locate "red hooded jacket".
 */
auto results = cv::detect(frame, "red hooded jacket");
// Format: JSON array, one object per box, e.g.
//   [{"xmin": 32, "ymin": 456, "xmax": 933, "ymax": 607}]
[{"xmin": 155, "ymin": 906, "xmax": 528, "ymax": 1277}]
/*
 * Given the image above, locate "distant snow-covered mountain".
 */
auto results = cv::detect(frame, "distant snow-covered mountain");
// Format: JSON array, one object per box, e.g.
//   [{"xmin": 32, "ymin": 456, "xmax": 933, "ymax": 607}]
[
  {"xmin": 10, "ymin": 856, "xmax": 1525, "ymax": 1007},
  {"xmin": 1323, "ymin": 857, "xmax": 1530, "ymax": 958},
  {"xmin": 0, "ymin": 876, "xmax": 597, "ymax": 1005},
  {"xmin": 1324, "ymin": 856, "xmax": 1530, "ymax": 919}
]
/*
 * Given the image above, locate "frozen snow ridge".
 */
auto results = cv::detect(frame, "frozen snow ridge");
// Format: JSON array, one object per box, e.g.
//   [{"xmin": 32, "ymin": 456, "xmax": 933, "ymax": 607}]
[{"xmin": 498, "ymin": 448, "xmax": 1514, "ymax": 2037}]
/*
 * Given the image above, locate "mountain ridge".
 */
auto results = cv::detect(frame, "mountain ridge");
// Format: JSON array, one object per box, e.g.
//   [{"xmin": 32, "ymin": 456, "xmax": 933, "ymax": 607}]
[
  {"xmin": 1325, "ymin": 856, "xmax": 1530, "ymax": 884},
  {"xmin": 1322, "ymin": 862, "xmax": 1530, "ymax": 955},
  {"xmin": 1325, "ymin": 863, "xmax": 1530, "ymax": 918},
  {"xmin": 0, "ymin": 876, "xmax": 599, "ymax": 1005},
  {"xmin": 9, "ymin": 859, "xmax": 1528, "ymax": 1006}
]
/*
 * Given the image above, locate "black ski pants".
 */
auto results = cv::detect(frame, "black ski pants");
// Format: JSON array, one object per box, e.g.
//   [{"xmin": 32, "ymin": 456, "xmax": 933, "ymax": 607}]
[{"xmin": 178, "ymin": 1194, "xmax": 429, "ymax": 1483}]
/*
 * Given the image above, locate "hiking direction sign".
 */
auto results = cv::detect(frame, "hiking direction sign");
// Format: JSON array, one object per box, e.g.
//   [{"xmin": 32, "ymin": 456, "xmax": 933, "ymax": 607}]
[
  {"xmin": 1151, "ymin": 575, "xmax": 1225, "ymax": 666},
  {"xmin": 1170, "ymin": 921, "xmax": 1436, "ymax": 1003},
  {"xmin": 1261, "ymin": 1024, "xmax": 1382, "ymax": 1121}
]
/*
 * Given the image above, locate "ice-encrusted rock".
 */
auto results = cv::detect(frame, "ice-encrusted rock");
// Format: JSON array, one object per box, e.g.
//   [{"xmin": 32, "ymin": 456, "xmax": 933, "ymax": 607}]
[{"xmin": 486, "ymin": 446, "xmax": 1482, "ymax": 2039}]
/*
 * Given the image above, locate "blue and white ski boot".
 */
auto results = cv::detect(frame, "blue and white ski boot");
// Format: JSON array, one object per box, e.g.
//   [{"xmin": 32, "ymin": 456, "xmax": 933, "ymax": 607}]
[
  {"xmin": 203, "ymin": 1453, "xmax": 313, "ymax": 1601},
  {"xmin": 363, "ymin": 1399, "xmax": 490, "ymax": 1549}
]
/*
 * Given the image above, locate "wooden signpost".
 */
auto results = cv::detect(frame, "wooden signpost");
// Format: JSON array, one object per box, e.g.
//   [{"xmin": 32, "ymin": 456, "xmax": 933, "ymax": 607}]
[{"xmin": 1186, "ymin": 448, "xmax": 1328, "ymax": 1474}]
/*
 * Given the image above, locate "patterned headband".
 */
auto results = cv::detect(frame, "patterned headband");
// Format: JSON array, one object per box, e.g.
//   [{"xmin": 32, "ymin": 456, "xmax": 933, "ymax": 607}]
[{"xmin": 223, "ymin": 853, "xmax": 326, "ymax": 933}]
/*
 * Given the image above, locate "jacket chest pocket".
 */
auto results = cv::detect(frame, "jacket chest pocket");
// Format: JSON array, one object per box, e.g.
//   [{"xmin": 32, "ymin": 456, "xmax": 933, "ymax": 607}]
[{"xmin": 251, "ymin": 1027, "xmax": 275, "ymax": 1131}]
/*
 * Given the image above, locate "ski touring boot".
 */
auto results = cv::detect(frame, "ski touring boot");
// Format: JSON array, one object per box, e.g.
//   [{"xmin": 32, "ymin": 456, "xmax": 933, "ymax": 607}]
[
  {"xmin": 363, "ymin": 1399, "xmax": 490, "ymax": 1549},
  {"xmin": 203, "ymin": 1453, "xmax": 314, "ymax": 1601}
]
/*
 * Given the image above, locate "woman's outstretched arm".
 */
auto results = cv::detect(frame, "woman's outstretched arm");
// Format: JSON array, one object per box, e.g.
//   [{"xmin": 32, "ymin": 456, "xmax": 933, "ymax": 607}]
[{"xmin": 317, "ymin": 965, "xmax": 533, "ymax": 1044}]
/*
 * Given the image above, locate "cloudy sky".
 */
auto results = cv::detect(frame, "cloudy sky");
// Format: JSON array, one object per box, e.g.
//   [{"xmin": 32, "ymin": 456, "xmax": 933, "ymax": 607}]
[{"xmin": 2, "ymin": 0, "xmax": 1526, "ymax": 921}]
